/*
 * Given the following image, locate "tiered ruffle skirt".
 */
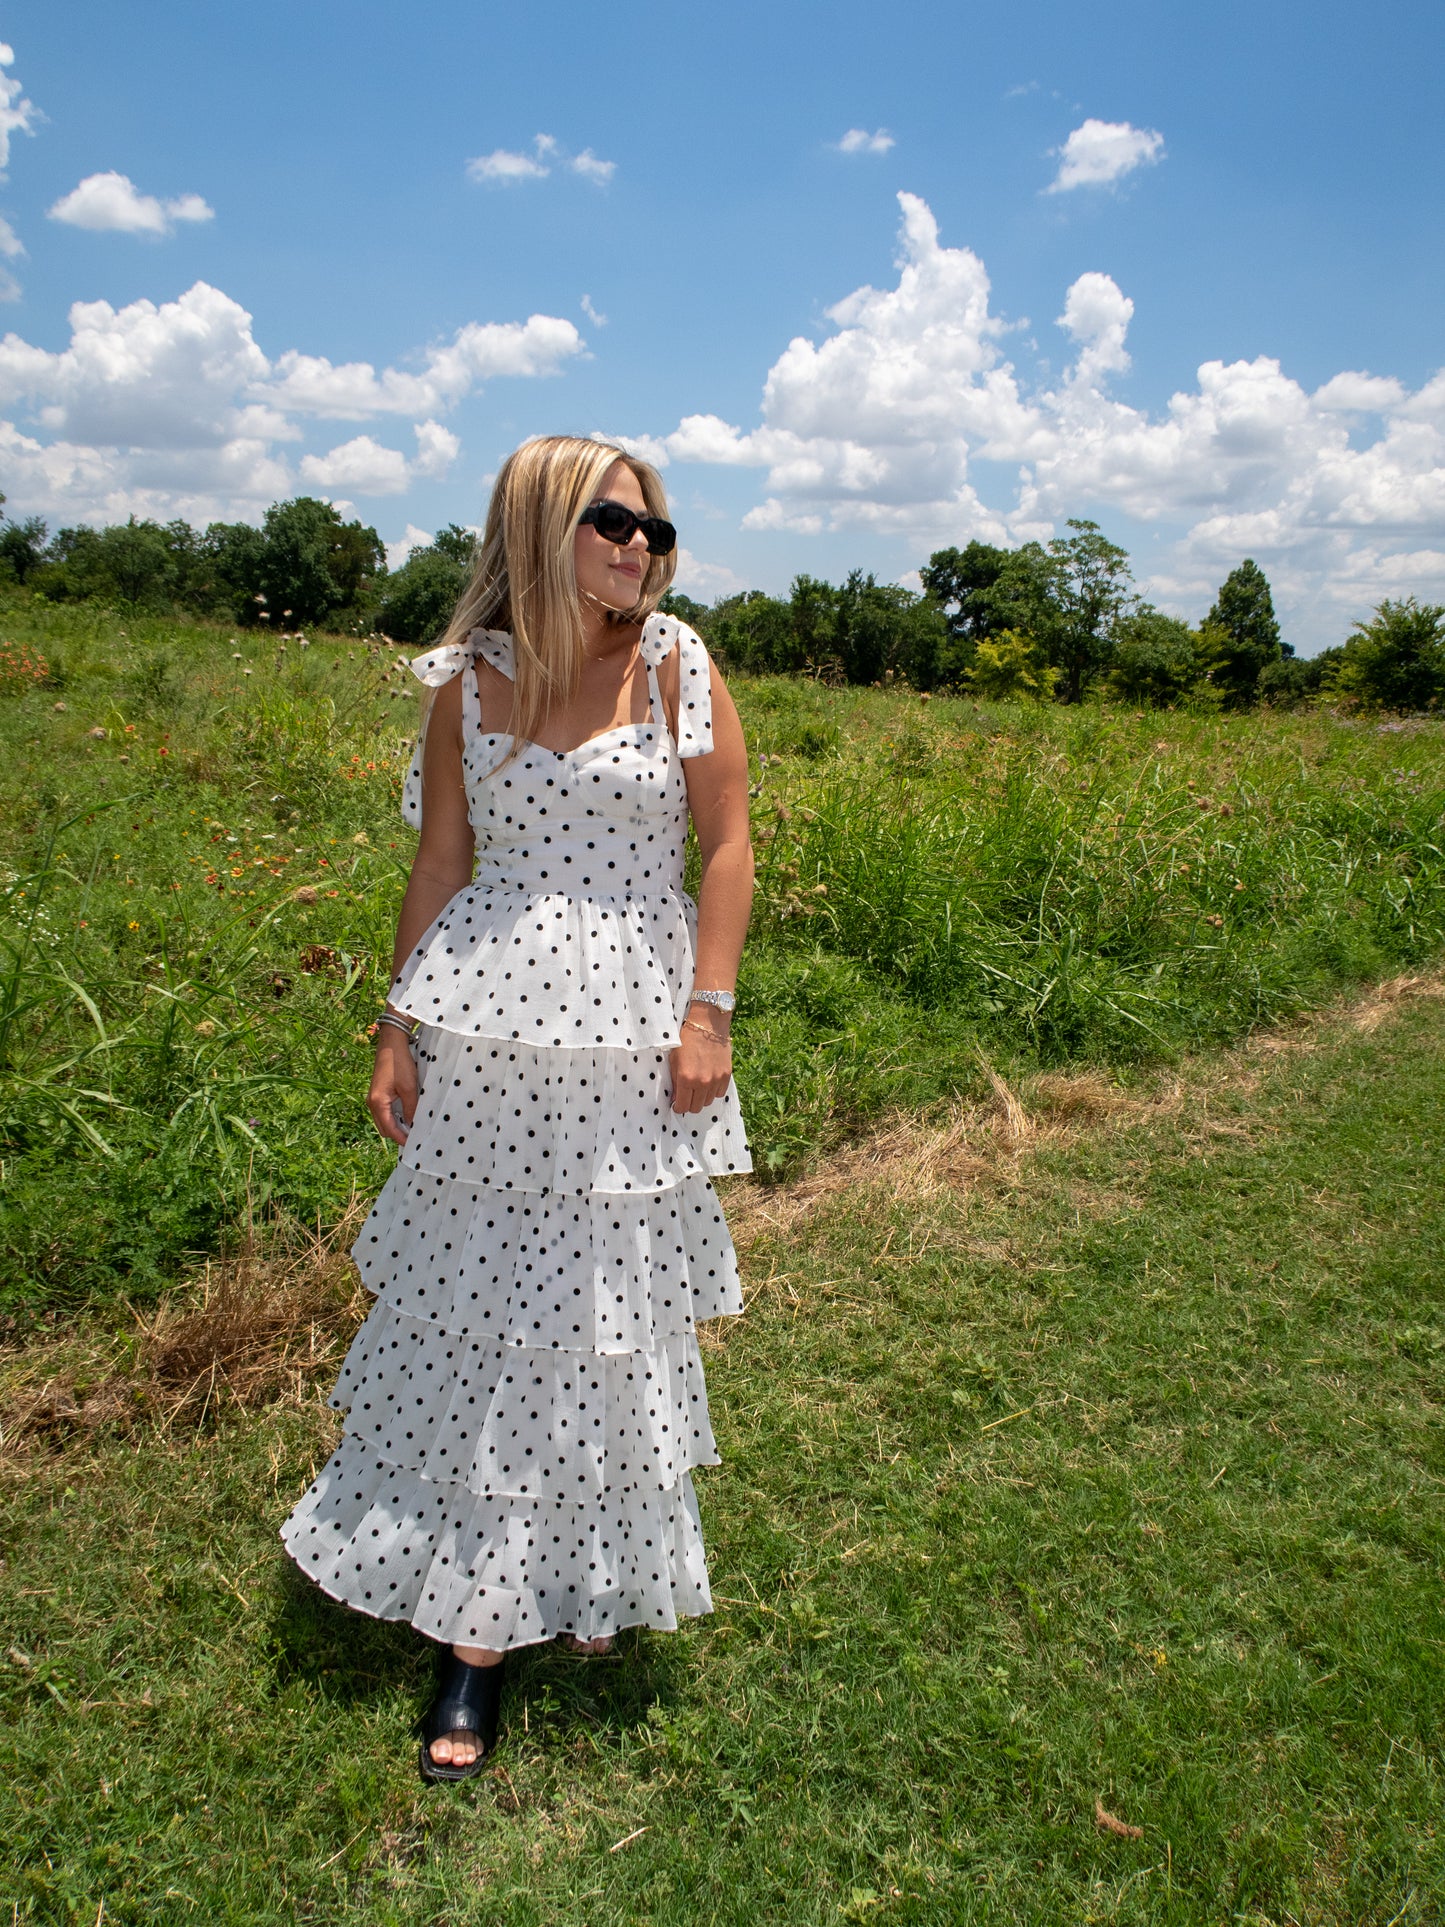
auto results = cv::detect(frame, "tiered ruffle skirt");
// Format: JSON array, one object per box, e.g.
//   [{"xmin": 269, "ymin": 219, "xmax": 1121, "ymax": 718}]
[{"xmin": 281, "ymin": 908, "xmax": 750, "ymax": 1648}]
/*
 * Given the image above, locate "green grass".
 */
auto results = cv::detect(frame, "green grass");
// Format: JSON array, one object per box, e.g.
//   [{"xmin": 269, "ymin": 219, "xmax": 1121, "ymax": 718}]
[
  {"xmin": 1, "ymin": 597, "xmax": 1443, "ymax": 1308},
  {"xmin": 3, "ymin": 982, "xmax": 1443, "ymax": 1923}
]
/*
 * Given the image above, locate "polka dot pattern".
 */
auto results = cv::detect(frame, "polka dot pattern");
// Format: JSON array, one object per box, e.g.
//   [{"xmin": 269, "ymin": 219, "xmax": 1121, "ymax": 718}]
[
  {"xmin": 282, "ymin": 1460, "xmax": 711, "ymax": 1649},
  {"xmin": 352, "ymin": 1167, "xmax": 744, "ymax": 1352},
  {"xmin": 400, "ymin": 1034, "xmax": 749, "ymax": 1196},
  {"xmin": 281, "ymin": 613, "xmax": 748, "ymax": 1651}
]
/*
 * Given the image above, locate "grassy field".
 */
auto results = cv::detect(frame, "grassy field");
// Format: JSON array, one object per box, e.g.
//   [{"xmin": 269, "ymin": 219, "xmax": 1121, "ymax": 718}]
[
  {"xmin": 3, "ymin": 975, "xmax": 1443, "ymax": 1923},
  {"xmin": 1, "ymin": 600, "xmax": 1444, "ymax": 1923},
  {"xmin": 1, "ymin": 598, "xmax": 1442, "ymax": 1306}
]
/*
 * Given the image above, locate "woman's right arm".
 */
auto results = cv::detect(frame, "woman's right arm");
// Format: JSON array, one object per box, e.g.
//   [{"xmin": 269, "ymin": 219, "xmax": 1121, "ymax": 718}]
[{"xmin": 367, "ymin": 675, "xmax": 476, "ymax": 1145}]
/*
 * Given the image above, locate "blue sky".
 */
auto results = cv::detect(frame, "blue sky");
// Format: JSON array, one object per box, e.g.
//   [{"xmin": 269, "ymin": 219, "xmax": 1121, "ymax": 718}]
[{"xmin": 1, "ymin": 0, "xmax": 1442, "ymax": 650}]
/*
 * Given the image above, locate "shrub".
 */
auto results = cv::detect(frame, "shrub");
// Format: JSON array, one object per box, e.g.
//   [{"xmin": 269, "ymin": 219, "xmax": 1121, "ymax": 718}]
[
  {"xmin": 964, "ymin": 630, "xmax": 1058, "ymax": 702},
  {"xmin": 1329, "ymin": 598, "xmax": 1445, "ymax": 712},
  {"xmin": 1107, "ymin": 609, "xmax": 1201, "ymax": 706}
]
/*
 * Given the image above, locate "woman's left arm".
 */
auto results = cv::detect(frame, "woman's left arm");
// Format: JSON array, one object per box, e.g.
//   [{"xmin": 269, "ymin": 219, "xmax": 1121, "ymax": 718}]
[{"xmin": 670, "ymin": 657, "xmax": 754, "ymax": 1115}]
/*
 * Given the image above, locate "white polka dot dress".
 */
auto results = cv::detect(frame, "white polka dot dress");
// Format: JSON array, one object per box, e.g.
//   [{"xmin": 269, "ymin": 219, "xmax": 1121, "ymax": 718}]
[{"xmin": 280, "ymin": 615, "xmax": 751, "ymax": 1651}]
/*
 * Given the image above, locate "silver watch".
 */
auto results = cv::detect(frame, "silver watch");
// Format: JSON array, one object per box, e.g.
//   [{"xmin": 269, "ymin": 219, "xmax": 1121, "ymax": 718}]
[{"xmin": 689, "ymin": 988, "xmax": 736, "ymax": 1013}]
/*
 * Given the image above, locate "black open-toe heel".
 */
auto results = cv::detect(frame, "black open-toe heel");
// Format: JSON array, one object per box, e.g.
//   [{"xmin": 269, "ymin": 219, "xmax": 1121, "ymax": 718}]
[{"xmin": 417, "ymin": 1650, "xmax": 505, "ymax": 1783}]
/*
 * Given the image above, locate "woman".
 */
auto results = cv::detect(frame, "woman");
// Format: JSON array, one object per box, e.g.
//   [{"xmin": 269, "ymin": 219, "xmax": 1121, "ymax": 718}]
[{"xmin": 280, "ymin": 436, "xmax": 754, "ymax": 1781}]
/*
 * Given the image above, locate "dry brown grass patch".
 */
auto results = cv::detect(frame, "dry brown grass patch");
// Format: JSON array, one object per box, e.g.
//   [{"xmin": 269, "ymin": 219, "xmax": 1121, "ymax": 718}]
[
  {"xmin": 1, "ymin": 1203, "xmax": 368, "ymax": 1455},
  {"xmin": 725, "ymin": 967, "xmax": 1445, "ymax": 1255}
]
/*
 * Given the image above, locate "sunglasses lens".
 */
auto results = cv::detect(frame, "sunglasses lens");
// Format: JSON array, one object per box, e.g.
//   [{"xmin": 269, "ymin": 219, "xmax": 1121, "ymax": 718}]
[
  {"xmin": 593, "ymin": 503, "xmax": 637, "ymax": 543},
  {"xmin": 641, "ymin": 518, "xmax": 676, "ymax": 556}
]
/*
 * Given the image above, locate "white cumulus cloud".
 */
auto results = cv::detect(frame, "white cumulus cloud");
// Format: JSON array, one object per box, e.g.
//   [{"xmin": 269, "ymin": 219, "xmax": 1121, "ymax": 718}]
[
  {"xmin": 588, "ymin": 429, "xmax": 672, "ymax": 468},
  {"xmin": 467, "ymin": 147, "xmax": 549, "ymax": 183},
  {"xmin": 1046, "ymin": 119, "xmax": 1164, "ymax": 193},
  {"xmin": 0, "ymin": 43, "xmax": 39, "ymax": 175},
  {"xmin": 570, "ymin": 149, "xmax": 616, "ymax": 184},
  {"xmin": 645, "ymin": 190, "xmax": 1445, "ymax": 648},
  {"xmin": 0, "ymin": 280, "xmax": 581, "ymax": 528},
  {"xmin": 836, "ymin": 128, "xmax": 895, "ymax": 155},
  {"xmin": 466, "ymin": 134, "xmax": 616, "ymax": 186},
  {"xmin": 264, "ymin": 314, "xmax": 583, "ymax": 417},
  {"xmin": 48, "ymin": 171, "xmax": 215, "ymax": 236},
  {"xmin": 411, "ymin": 418, "xmax": 460, "ymax": 478},
  {"xmin": 301, "ymin": 435, "xmax": 410, "ymax": 496},
  {"xmin": 672, "ymin": 547, "xmax": 748, "ymax": 600}
]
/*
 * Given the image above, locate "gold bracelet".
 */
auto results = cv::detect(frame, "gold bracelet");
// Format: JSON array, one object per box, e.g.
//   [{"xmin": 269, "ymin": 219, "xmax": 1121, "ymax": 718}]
[{"xmin": 680, "ymin": 1017, "xmax": 731, "ymax": 1043}]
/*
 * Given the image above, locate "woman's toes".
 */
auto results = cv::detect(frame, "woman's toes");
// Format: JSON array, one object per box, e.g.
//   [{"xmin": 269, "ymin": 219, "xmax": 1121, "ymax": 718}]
[{"xmin": 428, "ymin": 1731, "xmax": 478, "ymax": 1767}]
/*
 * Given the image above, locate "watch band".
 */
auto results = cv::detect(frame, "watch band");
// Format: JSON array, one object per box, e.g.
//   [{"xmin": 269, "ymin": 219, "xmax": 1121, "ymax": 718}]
[{"xmin": 688, "ymin": 989, "xmax": 736, "ymax": 1013}]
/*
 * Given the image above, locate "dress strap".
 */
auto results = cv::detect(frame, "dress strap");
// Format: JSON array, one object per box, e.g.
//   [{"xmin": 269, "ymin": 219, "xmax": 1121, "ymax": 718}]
[
  {"xmin": 643, "ymin": 657, "xmax": 665, "ymax": 732},
  {"xmin": 638, "ymin": 613, "xmax": 715, "ymax": 758},
  {"xmin": 460, "ymin": 655, "xmax": 481, "ymax": 751},
  {"xmin": 399, "ymin": 629, "xmax": 510, "ymax": 827}
]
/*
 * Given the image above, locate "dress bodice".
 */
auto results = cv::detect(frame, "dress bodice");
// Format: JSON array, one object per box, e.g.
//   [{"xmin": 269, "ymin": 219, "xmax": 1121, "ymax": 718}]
[
  {"xmin": 401, "ymin": 613, "xmax": 715, "ymax": 902},
  {"xmin": 388, "ymin": 614, "xmax": 720, "ymax": 1049}
]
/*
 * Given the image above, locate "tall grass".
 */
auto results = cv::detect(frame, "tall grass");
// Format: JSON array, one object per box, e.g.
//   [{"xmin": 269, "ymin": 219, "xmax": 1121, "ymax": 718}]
[{"xmin": 2, "ymin": 599, "xmax": 1443, "ymax": 1304}]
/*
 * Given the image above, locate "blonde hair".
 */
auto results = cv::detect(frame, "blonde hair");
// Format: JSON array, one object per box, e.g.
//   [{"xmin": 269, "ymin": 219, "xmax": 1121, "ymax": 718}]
[{"xmin": 427, "ymin": 435, "xmax": 676, "ymax": 762}]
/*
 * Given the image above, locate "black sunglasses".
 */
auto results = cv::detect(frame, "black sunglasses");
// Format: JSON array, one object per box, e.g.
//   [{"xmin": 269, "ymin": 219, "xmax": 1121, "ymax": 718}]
[{"xmin": 579, "ymin": 499, "xmax": 677, "ymax": 556}]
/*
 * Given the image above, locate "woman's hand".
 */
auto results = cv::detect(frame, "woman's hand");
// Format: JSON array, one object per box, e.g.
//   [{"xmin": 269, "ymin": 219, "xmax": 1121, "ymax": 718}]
[
  {"xmin": 368, "ymin": 1028, "xmax": 419, "ymax": 1145},
  {"xmin": 669, "ymin": 1022, "xmax": 733, "ymax": 1115}
]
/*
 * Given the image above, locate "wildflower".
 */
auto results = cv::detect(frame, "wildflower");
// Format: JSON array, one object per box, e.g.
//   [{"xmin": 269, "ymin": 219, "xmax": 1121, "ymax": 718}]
[
  {"xmin": 352, "ymin": 831, "xmax": 369, "ymax": 845},
  {"xmin": 127, "ymin": 920, "xmax": 139, "ymax": 931},
  {"xmin": 293, "ymin": 885, "xmax": 319, "ymax": 904},
  {"xmin": 194, "ymin": 1020, "xmax": 217, "ymax": 1037}
]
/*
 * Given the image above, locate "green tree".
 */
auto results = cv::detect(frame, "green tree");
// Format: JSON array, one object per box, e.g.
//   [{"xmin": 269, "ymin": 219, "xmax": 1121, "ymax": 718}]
[
  {"xmin": 1257, "ymin": 655, "xmax": 1327, "ymax": 707},
  {"xmin": 707, "ymin": 590, "xmax": 800, "ymax": 675},
  {"xmin": 0, "ymin": 512, "xmax": 48, "ymax": 584},
  {"xmin": 1328, "ymin": 598, "xmax": 1445, "ymax": 712},
  {"xmin": 40, "ymin": 519, "xmax": 179, "ymax": 607},
  {"xmin": 659, "ymin": 590, "xmax": 709, "ymax": 628},
  {"xmin": 371, "ymin": 544, "xmax": 466, "ymax": 644},
  {"xmin": 919, "ymin": 541, "xmax": 1010, "ymax": 656},
  {"xmin": 1202, "ymin": 559, "xmax": 1284, "ymax": 704},
  {"xmin": 1044, "ymin": 520, "xmax": 1135, "ymax": 704},
  {"xmin": 1106, "ymin": 607, "xmax": 1201, "ymax": 707},
  {"xmin": 252, "ymin": 497, "xmax": 384, "ymax": 627},
  {"xmin": 199, "ymin": 520, "xmax": 269, "ymax": 619},
  {"xmin": 430, "ymin": 523, "xmax": 478, "ymax": 569}
]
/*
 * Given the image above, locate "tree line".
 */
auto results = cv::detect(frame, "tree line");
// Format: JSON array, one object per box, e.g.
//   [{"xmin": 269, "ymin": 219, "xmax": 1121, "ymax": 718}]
[{"xmin": 1, "ymin": 495, "xmax": 1441, "ymax": 712}]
